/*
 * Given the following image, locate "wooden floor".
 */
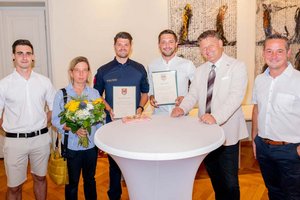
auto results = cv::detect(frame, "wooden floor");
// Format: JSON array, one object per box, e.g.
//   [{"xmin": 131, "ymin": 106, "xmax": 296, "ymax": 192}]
[{"xmin": 0, "ymin": 141, "xmax": 268, "ymax": 200}]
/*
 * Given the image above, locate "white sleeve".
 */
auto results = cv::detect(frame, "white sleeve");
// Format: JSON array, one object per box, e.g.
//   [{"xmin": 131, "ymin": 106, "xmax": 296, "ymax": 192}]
[
  {"xmin": 0, "ymin": 81, "xmax": 5, "ymax": 117},
  {"xmin": 45, "ymin": 79, "xmax": 57, "ymax": 111},
  {"xmin": 187, "ymin": 61, "xmax": 196, "ymax": 81},
  {"xmin": 147, "ymin": 65, "xmax": 154, "ymax": 95}
]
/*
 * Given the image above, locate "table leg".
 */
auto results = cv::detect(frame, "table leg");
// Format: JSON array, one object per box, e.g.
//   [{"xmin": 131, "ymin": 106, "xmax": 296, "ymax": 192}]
[{"xmin": 111, "ymin": 154, "xmax": 208, "ymax": 200}]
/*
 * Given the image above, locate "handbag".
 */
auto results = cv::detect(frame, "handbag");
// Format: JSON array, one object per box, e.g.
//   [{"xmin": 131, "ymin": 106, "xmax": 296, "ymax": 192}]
[
  {"xmin": 48, "ymin": 144, "xmax": 69, "ymax": 185},
  {"xmin": 48, "ymin": 88, "xmax": 69, "ymax": 185}
]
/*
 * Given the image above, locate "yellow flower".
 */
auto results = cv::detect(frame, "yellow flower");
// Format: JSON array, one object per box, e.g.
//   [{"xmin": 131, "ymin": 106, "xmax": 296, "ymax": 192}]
[
  {"xmin": 64, "ymin": 100, "xmax": 73, "ymax": 109},
  {"xmin": 65, "ymin": 100, "xmax": 80, "ymax": 112},
  {"xmin": 92, "ymin": 98, "xmax": 103, "ymax": 105}
]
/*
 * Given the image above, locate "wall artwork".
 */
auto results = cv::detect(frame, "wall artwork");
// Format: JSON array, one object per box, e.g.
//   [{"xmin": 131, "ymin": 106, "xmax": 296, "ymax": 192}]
[
  {"xmin": 256, "ymin": 0, "xmax": 300, "ymax": 75},
  {"xmin": 169, "ymin": 0, "xmax": 237, "ymax": 67}
]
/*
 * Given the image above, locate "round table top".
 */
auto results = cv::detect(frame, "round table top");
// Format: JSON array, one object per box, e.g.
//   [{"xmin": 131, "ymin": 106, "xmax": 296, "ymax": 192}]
[{"xmin": 94, "ymin": 115, "xmax": 225, "ymax": 161}]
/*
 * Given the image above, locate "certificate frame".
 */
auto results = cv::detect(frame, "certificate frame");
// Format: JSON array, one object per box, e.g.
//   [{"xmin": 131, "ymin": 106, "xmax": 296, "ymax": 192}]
[
  {"xmin": 113, "ymin": 86, "xmax": 136, "ymax": 118},
  {"xmin": 152, "ymin": 70, "xmax": 178, "ymax": 106}
]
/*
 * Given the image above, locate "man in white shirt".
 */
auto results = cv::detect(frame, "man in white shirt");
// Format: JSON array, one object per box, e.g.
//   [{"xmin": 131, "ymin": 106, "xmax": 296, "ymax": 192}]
[
  {"xmin": 252, "ymin": 34, "xmax": 300, "ymax": 200},
  {"xmin": 0, "ymin": 39, "xmax": 56, "ymax": 200},
  {"xmin": 148, "ymin": 29, "xmax": 195, "ymax": 115},
  {"xmin": 171, "ymin": 30, "xmax": 248, "ymax": 200}
]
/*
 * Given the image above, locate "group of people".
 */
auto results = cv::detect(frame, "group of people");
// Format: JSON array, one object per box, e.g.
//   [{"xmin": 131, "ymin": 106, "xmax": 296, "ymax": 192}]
[{"xmin": 0, "ymin": 29, "xmax": 299, "ymax": 200}]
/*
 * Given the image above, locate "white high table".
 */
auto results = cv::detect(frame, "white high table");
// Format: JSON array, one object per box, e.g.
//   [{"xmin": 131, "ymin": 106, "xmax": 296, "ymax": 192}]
[{"xmin": 94, "ymin": 115, "xmax": 225, "ymax": 200}]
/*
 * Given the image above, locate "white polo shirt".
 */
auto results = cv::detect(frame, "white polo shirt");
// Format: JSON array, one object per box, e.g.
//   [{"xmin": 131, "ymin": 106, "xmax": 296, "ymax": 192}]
[
  {"xmin": 0, "ymin": 70, "xmax": 56, "ymax": 133},
  {"xmin": 148, "ymin": 56, "xmax": 195, "ymax": 115},
  {"xmin": 252, "ymin": 63, "xmax": 300, "ymax": 143}
]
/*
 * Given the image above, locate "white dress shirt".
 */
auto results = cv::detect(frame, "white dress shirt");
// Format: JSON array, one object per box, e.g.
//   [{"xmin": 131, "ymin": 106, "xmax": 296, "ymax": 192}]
[
  {"xmin": 252, "ymin": 63, "xmax": 300, "ymax": 143},
  {"xmin": 0, "ymin": 70, "xmax": 56, "ymax": 133},
  {"xmin": 148, "ymin": 56, "xmax": 195, "ymax": 115}
]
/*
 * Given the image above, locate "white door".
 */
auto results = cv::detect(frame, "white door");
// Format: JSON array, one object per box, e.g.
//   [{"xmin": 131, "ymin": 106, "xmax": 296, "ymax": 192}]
[{"xmin": 0, "ymin": 6, "xmax": 49, "ymax": 79}]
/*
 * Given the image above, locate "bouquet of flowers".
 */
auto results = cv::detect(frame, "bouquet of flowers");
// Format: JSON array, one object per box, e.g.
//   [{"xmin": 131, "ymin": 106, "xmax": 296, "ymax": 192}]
[{"xmin": 59, "ymin": 95, "xmax": 106, "ymax": 148}]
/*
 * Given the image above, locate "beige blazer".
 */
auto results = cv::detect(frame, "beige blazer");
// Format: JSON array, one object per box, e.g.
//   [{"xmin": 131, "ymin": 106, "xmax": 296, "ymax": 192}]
[{"xmin": 180, "ymin": 53, "xmax": 248, "ymax": 145}]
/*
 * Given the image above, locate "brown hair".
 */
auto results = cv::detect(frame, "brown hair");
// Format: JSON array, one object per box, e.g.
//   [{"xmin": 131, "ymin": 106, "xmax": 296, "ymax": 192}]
[
  {"xmin": 197, "ymin": 30, "xmax": 222, "ymax": 43},
  {"xmin": 114, "ymin": 32, "xmax": 133, "ymax": 44},
  {"xmin": 12, "ymin": 39, "xmax": 34, "ymax": 54},
  {"xmin": 158, "ymin": 29, "xmax": 178, "ymax": 43},
  {"xmin": 263, "ymin": 34, "xmax": 290, "ymax": 50}
]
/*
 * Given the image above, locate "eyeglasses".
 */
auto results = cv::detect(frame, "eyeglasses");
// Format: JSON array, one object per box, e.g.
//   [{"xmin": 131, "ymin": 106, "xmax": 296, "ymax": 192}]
[
  {"xmin": 72, "ymin": 68, "xmax": 89, "ymax": 73},
  {"xmin": 15, "ymin": 51, "xmax": 33, "ymax": 57}
]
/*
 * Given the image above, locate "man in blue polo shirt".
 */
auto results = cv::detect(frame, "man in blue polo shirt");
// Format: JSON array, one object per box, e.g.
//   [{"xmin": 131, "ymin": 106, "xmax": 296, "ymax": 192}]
[{"xmin": 94, "ymin": 31, "xmax": 149, "ymax": 200}]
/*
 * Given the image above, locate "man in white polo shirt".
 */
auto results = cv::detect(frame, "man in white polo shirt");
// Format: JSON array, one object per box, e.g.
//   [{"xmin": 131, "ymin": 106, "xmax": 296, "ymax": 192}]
[
  {"xmin": 252, "ymin": 34, "xmax": 300, "ymax": 200},
  {"xmin": 0, "ymin": 39, "xmax": 56, "ymax": 200},
  {"xmin": 148, "ymin": 29, "xmax": 195, "ymax": 115}
]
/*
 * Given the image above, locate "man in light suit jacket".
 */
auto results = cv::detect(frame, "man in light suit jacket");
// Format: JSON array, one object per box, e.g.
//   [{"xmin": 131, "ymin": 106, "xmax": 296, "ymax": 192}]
[{"xmin": 171, "ymin": 30, "xmax": 248, "ymax": 200}]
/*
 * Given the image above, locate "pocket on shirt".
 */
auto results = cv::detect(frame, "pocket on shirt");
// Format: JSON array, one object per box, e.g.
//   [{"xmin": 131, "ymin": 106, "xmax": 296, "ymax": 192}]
[{"xmin": 273, "ymin": 93, "xmax": 295, "ymax": 113}]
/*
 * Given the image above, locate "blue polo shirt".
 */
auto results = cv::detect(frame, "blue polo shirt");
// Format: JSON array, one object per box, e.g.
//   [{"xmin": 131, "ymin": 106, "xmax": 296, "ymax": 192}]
[{"xmin": 94, "ymin": 58, "xmax": 149, "ymax": 122}]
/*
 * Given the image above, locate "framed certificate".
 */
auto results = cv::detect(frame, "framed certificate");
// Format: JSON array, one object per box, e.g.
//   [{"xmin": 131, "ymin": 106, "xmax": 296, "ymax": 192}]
[
  {"xmin": 113, "ymin": 86, "xmax": 136, "ymax": 118},
  {"xmin": 152, "ymin": 70, "xmax": 178, "ymax": 105}
]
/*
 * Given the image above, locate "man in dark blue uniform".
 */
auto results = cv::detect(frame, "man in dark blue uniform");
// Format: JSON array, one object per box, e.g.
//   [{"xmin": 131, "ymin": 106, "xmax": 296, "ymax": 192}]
[{"xmin": 94, "ymin": 31, "xmax": 149, "ymax": 200}]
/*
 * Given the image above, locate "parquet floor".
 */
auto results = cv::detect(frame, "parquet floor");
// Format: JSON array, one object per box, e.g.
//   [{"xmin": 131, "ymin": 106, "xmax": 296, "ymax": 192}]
[{"xmin": 0, "ymin": 141, "xmax": 268, "ymax": 200}]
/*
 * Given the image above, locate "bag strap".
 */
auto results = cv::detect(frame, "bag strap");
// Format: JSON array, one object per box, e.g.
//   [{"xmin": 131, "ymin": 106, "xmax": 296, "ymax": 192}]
[
  {"xmin": 61, "ymin": 88, "xmax": 68, "ymax": 107},
  {"xmin": 61, "ymin": 88, "xmax": 69, "ymax": 159}
]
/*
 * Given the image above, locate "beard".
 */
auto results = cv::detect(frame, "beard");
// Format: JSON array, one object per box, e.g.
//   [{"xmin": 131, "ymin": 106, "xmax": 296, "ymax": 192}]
[
  {"xmin": 116, "ymin": 51, "xmax": 129, "ymax": 58},
  {"xmin": 161, "ymin": 48, "xmax": 176, "ymax": 57}
]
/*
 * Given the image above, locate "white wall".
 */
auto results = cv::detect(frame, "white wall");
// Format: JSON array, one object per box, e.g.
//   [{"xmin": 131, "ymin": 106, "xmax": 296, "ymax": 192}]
[
  {"xmin": 47, "ymin": 0, "xmax": 168, "ymax": 89},
  {"xmin": 237, "ymin": 0, "xmax": 256, "ymax": 104}
]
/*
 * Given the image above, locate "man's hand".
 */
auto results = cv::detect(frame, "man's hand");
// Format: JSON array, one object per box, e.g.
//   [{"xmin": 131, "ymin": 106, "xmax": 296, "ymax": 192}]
[
  {"xmin": 175, "ymin": 96, "xmax": 184, "ymax": 107},
  {"xmin": 297, "ymin": 145, "xmax": 300, "ymax": 157},
  {"xmin": 199, "ymin": 114, "xmax": 216, "ymax": 124},
  {"xmin": 108, "ymin": 109, "xmax": 115, "ymax": 121},
  {"xmin": 47, "ymin": 111, "xmax": 52, "ymax": 125},
  {"xmin": 104, "ymin": 102, "xmax": 115, "ymax": 121},
  {"xmin": 149, "ymin": 95, "xmax": 159, "ymax": 108},
  {"xmin": 0, "ymin": 118, "xmax": 3, "ymax": 131},
  {"xmin": 136, "ymin": 107, "xmax": 143, "ymax": 116},
  {"xmin": 252, "ymin": 140, "xmax": 257, "ymax": 159},
  {"xmin": 171, "ymin": 107, "xmax": 184, "ymax": 117}
]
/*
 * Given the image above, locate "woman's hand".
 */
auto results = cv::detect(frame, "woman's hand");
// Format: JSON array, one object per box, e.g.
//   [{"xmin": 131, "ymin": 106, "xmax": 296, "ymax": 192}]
[
  {"xmin": 63, "ymin": 125, "xmax": 71, "ymax": 131},
  {"xmin": 76, "ymin": 128, "xmax": 88, "ymax": 137}
]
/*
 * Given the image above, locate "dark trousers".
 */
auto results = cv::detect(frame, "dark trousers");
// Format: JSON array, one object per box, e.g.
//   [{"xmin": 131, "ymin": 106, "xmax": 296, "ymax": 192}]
[
  {"xmin": 204, "ymin": 142, "xmax": 240, "ymax": 200},
  {"xmin": 255, "ymin": 136, "xmax": 300, "ymax": 200},
  {"xmin": 65, "ymin": 147, "xmax": 98, "ymax": 200},
  {"xmin": 107, "ymin": 155, "xmax": 122, "ymax": 200}
]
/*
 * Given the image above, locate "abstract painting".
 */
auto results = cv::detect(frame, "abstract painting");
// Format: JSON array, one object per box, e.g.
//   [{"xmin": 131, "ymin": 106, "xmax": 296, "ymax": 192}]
[
  {"xmin": 169, "ymin": 0, "xmax": 237, "ymax": 66},
  {"xmin": 256, "ymin": 0, "xmax": 300, "ymax": 74}
]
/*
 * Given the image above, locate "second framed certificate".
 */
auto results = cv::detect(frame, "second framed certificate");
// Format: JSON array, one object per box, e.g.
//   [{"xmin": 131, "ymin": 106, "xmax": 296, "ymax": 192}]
[{"xmin": 152, "ymin": 70, "xmax": 178, "ymax": 105}]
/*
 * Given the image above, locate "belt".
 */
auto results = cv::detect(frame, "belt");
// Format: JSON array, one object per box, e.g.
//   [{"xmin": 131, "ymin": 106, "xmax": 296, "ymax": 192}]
[
  {"xmin": 262, "ymin": 138, "xmax": 289, "ymax": 146},
  {"xmin": 5, "ymin": 127, "xmax": 48, "ymax": 138}
]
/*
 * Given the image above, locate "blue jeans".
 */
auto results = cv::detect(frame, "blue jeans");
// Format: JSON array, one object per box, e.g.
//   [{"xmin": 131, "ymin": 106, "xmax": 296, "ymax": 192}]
[
  {"xmin": 255, "ymin": 136, "xmax": 300, "ymax": 200},
  {"xmin": 65, "ymin": 147, "xmax": 98, "ymax": 200},
  {"xmin": 204, "ymin": 142, "xmax": 240, "ymax": 200},
  {"xmin": 107, "ymin": 155, "xmax": 122, "ymax": 200}
]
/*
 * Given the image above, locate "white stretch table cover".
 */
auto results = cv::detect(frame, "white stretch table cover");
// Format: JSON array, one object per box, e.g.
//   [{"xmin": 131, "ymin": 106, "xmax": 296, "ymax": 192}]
[{"xmin": 95, "ymin": 115, "xmax": 225, "ymax": 200}]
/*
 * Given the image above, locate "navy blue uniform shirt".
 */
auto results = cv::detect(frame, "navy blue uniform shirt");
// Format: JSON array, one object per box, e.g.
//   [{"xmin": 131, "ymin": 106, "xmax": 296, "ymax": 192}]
[{"xmin": 94, "ymin": 57, "xmax": 149, "ymax": 122}]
